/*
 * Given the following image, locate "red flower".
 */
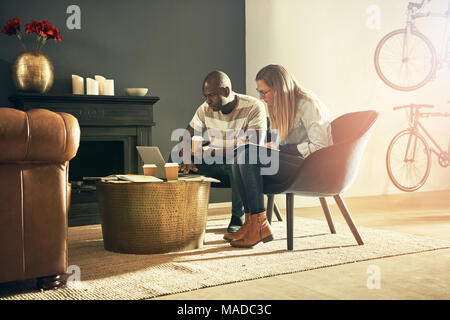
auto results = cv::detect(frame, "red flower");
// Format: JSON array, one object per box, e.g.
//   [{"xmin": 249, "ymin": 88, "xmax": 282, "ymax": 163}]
[
  {"xmin": 40, "ymin": 20, "xmax": 53, "ymax": 37},
  {"xmin": 3, "ymin": 17, "xmax": 62, "ymax": 51},
  {"xmin": 25, "ymin": 20, "xmax": 62, "ymax": 41},
  {"xmin": 25, "ymin": 20, "xmax": 43, "ymax": 36},
  {"xmin": 46, "ymin": 26, "xmax": 62, "ymax": 42},
  {"xmin": 52, "ymin": 27, "xmax": 62, "ymax": 42},
  {"xmin": 2, "ymin": 18, "xmax": 21, "ymax": 36}
]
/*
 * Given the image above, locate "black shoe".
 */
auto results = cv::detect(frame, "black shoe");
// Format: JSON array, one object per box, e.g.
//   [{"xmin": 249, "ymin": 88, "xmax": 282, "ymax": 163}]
[{"xmin": 227, "ymin": 215, "xmax": 244, "ymax": 233}]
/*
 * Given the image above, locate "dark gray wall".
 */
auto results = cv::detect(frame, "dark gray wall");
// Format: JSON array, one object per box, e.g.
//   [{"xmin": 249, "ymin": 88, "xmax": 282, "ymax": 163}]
[{"xmin": 0, "ymin": 0, "xmax": 246, "ymax": 203}]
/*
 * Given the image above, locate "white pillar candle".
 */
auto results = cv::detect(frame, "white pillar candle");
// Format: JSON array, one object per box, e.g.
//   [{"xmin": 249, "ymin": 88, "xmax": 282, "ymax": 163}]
[
  {"xmin": 95, "ymin": 75, "xmax": 106, "ymax": 95},
  {"xmin": 103, "ymin": 79, "xmax": 115, "ymax": 96},
  {"xmin": 72, "ymin": 75, "xmax": 84, "ymax": 95},
  {"xmin": 86, "ymin": 78, "xmax": 99, "ymax": 95}
]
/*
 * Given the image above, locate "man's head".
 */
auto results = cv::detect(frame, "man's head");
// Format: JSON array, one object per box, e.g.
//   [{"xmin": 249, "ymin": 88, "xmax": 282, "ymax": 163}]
[{"xmin": 202, "ymin": 71, "xmax": 234, "ymax": 112}]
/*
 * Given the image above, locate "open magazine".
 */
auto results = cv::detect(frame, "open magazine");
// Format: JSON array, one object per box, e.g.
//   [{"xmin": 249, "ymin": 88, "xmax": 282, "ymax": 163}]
[
  {"xmin": 83, "ymin": 175, "xmax": 163, "ymax": 183},
  {"xmin": 115, "ymin": 175, "xmax": 163, "ymax": 183},
  {"xmin": 83, "ymin": 174, "xmax": 220, "ymax": 183}
]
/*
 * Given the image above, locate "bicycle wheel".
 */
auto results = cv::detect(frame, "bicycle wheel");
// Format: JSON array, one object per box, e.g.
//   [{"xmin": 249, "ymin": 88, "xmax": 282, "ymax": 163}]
[
  {"xmin": 386, "ymin": 130, "xmax": 431, "ymax": 192},
  {"xmin": 374, "ymin": 28, "xmax": 437, "ymax": 91}
]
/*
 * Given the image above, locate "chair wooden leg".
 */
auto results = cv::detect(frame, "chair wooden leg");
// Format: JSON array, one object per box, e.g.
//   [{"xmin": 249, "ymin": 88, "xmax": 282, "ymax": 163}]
[
  {"xmin": 286, "ymin": 193, "xmax": 294, "ymax": 250},
  {"xmin": 267, "ymin": 194, "xmax": 274, "ymax": 224},
  {"xmin": 319, "ymin": 197, "xmax": 336, "ymax": 234},
  {"xmin": 273, "ymin": 200, "xmax": 283, "ymax": 222},
  {"xmin": 333, "ymin": 195, "xmax": 364, "ymax": 245}
]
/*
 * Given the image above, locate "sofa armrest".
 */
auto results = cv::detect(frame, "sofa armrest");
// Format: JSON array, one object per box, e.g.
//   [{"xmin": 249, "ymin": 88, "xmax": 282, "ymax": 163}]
[{"xmin": 0, "ymin": 108, "xmax": 80, "ymax": 163}]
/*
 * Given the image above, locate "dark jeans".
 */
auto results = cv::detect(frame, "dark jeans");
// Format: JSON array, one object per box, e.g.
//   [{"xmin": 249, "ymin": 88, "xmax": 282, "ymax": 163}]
[
  {"xmin": 167, "ymin": 154, "xmax": 244, "ymax": 219},
  {"xmin": 232, "ymin": 145, "xmax": 304, "ymax": 214}
]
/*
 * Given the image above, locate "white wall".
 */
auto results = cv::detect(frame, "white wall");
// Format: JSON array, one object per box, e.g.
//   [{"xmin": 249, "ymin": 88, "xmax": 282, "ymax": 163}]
[{"xmin": 246, "ymin": 0, "xmax": 450, "ymax": 208}]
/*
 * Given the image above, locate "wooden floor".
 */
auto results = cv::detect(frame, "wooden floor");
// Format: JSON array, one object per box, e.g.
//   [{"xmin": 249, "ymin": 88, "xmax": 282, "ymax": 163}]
[{"xmin": 153, "ymin": 190, "xmax": 450, "ymax": 300}]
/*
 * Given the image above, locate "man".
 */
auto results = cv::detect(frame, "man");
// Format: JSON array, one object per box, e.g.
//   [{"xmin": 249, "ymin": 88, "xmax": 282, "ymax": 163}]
[{"xmin": 170, "ymin": 70, "xmax": 267, "ymax": 233}]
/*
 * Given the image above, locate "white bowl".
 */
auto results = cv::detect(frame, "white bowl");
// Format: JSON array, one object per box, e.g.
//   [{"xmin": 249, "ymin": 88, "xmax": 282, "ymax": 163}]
[{"xmin": 125, "ymin": 88, "xmax": 148, "ymax": 96}]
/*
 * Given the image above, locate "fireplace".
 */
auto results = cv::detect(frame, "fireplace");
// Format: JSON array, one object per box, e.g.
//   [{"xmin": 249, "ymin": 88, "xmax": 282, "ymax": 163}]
[
  {"xmin": 70, "ymin": 141, "xmax": 125, "ymax": 181},
  {"xmin": 10, "ymin": 93, "xmax": 159, "ymax": 226},
  {"xmin": 69, "ymin": 138, "xmax": 131, "ymax": 226}
]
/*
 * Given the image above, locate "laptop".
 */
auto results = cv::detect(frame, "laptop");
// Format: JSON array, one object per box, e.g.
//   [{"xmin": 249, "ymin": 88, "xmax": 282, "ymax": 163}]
[{"xmin": 136, "ymin": 146, "xmax": 200, "ymax": 179}]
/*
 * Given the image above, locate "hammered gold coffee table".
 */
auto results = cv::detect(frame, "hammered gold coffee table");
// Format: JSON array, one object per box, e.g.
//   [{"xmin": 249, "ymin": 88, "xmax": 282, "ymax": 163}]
[{"xmin": 96, "ymin": 180, "xmax": 211, "ymax": 254}]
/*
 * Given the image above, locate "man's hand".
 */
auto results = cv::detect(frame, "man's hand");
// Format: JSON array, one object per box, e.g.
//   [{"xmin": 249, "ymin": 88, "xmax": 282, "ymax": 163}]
[{"xmin": 179, "ymin": 163, "xmax": 198, "ymax": 174}]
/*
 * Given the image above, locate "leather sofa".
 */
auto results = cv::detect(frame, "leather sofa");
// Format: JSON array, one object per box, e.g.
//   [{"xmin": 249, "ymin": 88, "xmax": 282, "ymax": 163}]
[{"xmin": 0, "ymin": 107, "xmax": 80, "ymax": 289}]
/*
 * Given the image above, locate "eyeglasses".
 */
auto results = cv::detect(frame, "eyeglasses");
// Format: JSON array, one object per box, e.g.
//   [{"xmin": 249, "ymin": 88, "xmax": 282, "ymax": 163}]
[{"xmin": 256, "ymin": 88, "xmax": 271, "ymax": 98}]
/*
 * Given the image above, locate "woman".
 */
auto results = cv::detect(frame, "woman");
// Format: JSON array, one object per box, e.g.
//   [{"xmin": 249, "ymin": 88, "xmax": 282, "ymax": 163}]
[{"xmin": 225, "ymin": 64, "xmax": 333, "ymax": 248}]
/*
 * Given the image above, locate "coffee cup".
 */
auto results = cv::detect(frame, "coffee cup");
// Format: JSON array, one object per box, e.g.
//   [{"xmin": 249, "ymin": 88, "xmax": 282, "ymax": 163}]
[
  {"xmin": 165, "ymin": 163, "xmax": 179, "ymax": 181},
  {"xmin": 191, "ymin": 136, "xmax": 204, "ymax": 154},
  {"xmin": 143, "ymin": 164, "xmax": 157, "ymax": 176}
]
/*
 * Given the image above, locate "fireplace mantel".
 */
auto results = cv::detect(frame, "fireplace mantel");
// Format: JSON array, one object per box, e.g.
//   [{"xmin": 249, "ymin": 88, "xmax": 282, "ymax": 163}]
[
  {"xmin": 9, "ymin": 93, "xmax": 160, "ymax": 226},
  {"xmin": 9, "ymin": 93, "xmax": 160, "ymax": 172},
  {"xmin": 9, "ymin": 93, "xmax": 159, "ymax": 126}
]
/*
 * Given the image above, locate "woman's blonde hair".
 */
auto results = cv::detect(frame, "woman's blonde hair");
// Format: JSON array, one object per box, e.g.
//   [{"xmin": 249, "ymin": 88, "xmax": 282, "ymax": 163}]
[{"xmin": 256, "ymin": 64, "xmax": 316, "ymax": 140}]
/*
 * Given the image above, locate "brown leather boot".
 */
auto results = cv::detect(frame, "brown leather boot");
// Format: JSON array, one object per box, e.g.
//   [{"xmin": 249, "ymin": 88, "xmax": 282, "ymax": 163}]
[
  {"xmin": 223, "ymin": 213, "xmax": 250, "ymax": 242},
  {"xmin": 230, "ymin": 212, "xmax": 273, "ymax": 248}
]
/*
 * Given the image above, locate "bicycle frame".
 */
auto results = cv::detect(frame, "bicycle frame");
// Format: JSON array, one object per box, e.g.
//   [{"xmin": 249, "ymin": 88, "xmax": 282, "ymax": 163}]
[
  {"xmin": 387, "ymin": 103, "xmax": 449, "ymax": 191},
  {"xmin": 408, "ymin": 0, "xmax": 450, "ymax": 67},
  {"xmin": 407, "ymin": 109, "xmax": 448, "ymax": 159}
]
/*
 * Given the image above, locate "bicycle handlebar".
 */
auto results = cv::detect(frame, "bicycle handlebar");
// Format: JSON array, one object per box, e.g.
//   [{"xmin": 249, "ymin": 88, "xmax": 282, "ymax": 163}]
[
  {"xmin": 408, "ymin": 0, "xmax": 429, "ymax": 10},
  {"xmin": 393, "ymin": 104, "xmax": 434, "ymax": 111}
]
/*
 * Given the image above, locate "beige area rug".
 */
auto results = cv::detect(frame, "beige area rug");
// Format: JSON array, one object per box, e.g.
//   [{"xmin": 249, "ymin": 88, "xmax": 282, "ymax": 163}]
[{"xmin": 1, "ymin": 216, "xmax": 450, "ymax": 300}]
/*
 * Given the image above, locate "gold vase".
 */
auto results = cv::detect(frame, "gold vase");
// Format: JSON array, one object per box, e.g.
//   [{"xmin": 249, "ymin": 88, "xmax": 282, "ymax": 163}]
[{"xmin": 12, "ymin": 51, "xmax": 54, "ymax": 94}]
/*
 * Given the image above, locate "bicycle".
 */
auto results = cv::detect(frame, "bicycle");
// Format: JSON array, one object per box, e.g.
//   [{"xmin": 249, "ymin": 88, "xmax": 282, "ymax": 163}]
[
  {"xmin": 374, "ymin": 0, "xmax": 450, "ymax": 91},
  {"xmin": 386, "ymin": 104, "xmax": 450, "ymax": 191}
]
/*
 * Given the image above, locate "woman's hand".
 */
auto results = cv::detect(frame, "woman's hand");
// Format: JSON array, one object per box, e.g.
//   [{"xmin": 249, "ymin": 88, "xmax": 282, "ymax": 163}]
[
  {"xmin": 236, "ymin": 136, "xmax": 249, "ymax": 147},
  {"xmin": 264, "ymin": 142, "xmax": 279, "ymax": 150}
]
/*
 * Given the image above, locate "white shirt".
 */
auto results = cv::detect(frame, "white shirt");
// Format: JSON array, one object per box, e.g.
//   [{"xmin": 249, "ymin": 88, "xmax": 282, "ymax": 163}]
[{"xmin": 280, "ymin": 97, "xmax": 333, "ymax": 158}]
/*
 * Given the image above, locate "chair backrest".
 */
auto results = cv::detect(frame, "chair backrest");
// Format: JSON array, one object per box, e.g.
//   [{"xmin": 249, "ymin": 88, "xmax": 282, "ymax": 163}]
[
  {"xmin": 331, "ymin": 111, "xmax": 378, "ymax": 145},
  {"xmin": 280, "ymin": 110, "xmax": 379, "ymax": 196}
]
